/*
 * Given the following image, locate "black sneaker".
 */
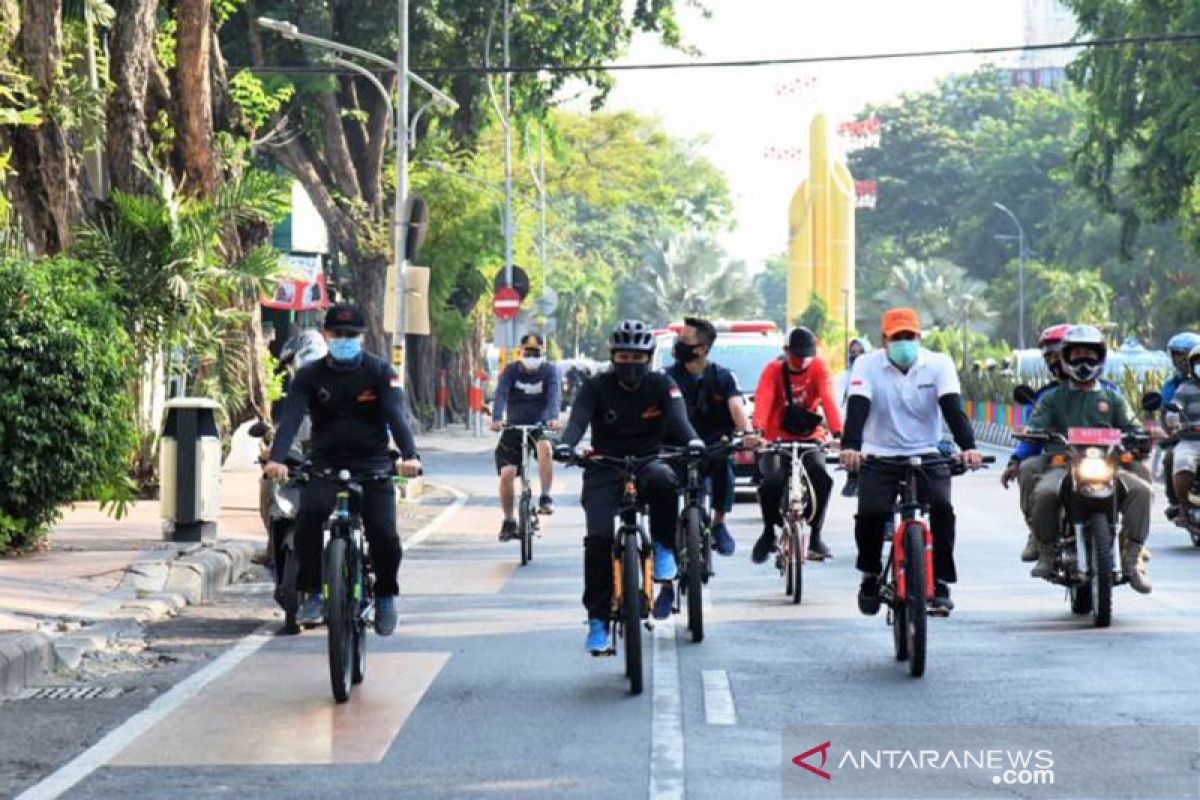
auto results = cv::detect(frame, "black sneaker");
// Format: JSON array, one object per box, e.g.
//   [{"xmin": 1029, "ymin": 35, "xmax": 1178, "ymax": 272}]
[
  {"xmin": 808, "ymin": 533, "xmax": 832, "ymax": 561},
  {"xmin": 841, "ymin": 475, "xmax": 859, "ymax": 498},
  {"xmin": 1165, "ymin": 505, "xmax": 1180, "ymax": 521},
  {"xmin": 931, "ymin": 581, "xmax": 954, "ymax": 616},
  {"xmin": 538, "ymin": 495, "xmax": 554, "ymax": 515},
  {"xmin": 752, "ymin": 528, "xmax": 777, "ymax": 564},
  {"xmin": 498, "ymin": 519, "xmax": 518, "ymax": 541},
  {"xmin": 857, "ymin": 574, "xmax": 882, "ymax": 616}
]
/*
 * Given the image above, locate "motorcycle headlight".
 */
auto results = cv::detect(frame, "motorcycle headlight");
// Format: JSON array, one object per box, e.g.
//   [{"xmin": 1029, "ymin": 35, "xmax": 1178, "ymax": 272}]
[{"xmin": 1077, "ymin": 457, "xmax": 1113, "ymax": 483}]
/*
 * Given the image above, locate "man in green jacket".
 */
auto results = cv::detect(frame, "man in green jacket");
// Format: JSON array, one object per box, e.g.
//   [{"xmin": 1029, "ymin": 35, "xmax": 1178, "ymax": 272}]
[{"xmin": 1026, "ymin": 325, "xmax": 1153, "ymax": 593}]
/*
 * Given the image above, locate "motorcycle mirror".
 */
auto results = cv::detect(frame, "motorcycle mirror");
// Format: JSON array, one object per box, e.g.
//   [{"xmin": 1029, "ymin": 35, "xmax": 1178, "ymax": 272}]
[
  {"xmin": 1141, "ymin": 392, "xmax": 1163, "ymax": 413},
  {"xmin": 1013, "ymin": 385, "xmax": 1037, "ymax": 406},
  {"xmin": 248, "ymin": 420, "xmax": 269, "ymax": 439}
]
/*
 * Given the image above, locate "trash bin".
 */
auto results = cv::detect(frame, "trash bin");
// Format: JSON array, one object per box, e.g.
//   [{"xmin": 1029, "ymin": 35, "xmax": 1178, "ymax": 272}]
[{"xmin": 160, "ymin": 398, "xmax": 222, "ymax": 542}]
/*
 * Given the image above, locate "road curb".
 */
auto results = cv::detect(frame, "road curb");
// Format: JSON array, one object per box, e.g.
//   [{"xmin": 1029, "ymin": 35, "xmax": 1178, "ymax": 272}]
[{"xmin": 0, "ymin": 539, "xmax": 263, "ymax": 697}]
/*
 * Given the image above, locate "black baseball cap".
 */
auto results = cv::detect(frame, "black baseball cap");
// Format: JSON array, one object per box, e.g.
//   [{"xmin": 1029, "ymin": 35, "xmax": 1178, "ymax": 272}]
[
  {"xmin": 787, "ymin": 326, "xmax": 817, "ymax": 358},
  {"xmin": 521, "ymin": 333, "xmax": 544, "ymax": 349},
  {"xmin": 324, "ymin": 303, "xmax": 365, "ymax": 333}
]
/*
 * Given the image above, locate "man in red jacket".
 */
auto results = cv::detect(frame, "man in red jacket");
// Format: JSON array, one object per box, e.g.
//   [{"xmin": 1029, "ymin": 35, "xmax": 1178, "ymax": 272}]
[{"xmin": 751, "ymin": 326, "xmax": 843, "ymax": 563}]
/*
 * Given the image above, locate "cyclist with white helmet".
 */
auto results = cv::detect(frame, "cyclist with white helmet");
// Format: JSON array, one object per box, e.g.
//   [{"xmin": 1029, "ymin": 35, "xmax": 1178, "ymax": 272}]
[{"xmin": 1160, "ymin": 331, "xmax": 1200, "ymax": 518}]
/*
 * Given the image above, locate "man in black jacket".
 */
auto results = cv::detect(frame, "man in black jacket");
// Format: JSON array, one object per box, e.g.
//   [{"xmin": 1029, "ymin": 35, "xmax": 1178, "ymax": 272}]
[
  {"xmin": 263, "ymin": 304, "xmax": 422, "ymax": 636},
  {"xmin": 555, "ymin": 320, "xmax": 702, "ymax": 654}
]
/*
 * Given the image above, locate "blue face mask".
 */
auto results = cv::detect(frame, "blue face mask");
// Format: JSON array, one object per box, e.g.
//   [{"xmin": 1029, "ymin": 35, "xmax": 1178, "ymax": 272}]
[
  {"xmin": 328, "ymin": 336, "xmax": 362, "ymax": 361},
  {"xmin": 888, "ymin": 340, "xmax": 919, "ymax": 368}
]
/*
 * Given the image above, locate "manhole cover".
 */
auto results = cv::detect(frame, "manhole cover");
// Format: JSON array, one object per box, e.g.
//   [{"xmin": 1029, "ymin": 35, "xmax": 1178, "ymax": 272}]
[{"xmin": 16, "ymin": 686, "xmax": 124, "ymax": 700}]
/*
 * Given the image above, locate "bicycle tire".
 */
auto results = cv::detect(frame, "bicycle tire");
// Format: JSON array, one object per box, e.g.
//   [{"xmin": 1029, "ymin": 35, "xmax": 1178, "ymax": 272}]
[
  {"xmin": 1088, "ymin": 512, "xmax": 1114, "ymax": 628},
  {"xmin": 684, "ymin": 507, "xmax": 704, "ymax": 643},
  {"xmin": 789, "ymin": 524, "xmax": 803, "ymax": 605},
  {"xmin": 622, "ymin": 536, "xmax": 644, "ymax": 695},
  {"xmin": 903, "ymin": 522, "xmax": 928, "ymax": 678},
  {"xmin": 351, "ymin": 553, "xmax": 367, "ymax": 686},
  {"xmin": 280, "ymin": 536, "xmax": 300, "ymax": 635},
  {"xmin": 519, "ymin": 492, "xmax": 532, "ymax": 566},
  {"xmin": 325, "ymin": 537, "xmax": 353, "ymax": 703}
]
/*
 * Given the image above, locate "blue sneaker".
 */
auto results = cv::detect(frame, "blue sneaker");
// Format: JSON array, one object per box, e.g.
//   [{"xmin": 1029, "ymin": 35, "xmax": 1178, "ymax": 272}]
[
  {"xmin": 297, "ymin": 593, "xmax": 324, "ymax": 627},
  {"xmin": 712, "ymin": 522, "xmax": 736, "ymax": 557},
  {"xmin": 653, "ymin": 584, "xmax": 675, "ymax": 620},
  {"xmin": 586, "ymin": 619, "xmax": 610, "ymax": 654},
  {"xmin": 375, "ymin": 595, "xmax": 398, "ymax": 636},
  {"xmin": 652, "ymin": 543, "xmax": 678, "ymax": 582}
]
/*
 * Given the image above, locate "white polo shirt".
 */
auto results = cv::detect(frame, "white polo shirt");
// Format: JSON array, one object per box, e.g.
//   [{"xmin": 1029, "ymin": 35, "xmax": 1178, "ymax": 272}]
[{"xmin": 847, "ymin": 348, "xmax": 961, "ymax": 456}]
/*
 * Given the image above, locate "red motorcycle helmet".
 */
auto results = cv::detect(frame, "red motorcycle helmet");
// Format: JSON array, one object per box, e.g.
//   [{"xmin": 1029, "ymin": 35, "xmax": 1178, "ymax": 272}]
[{"xmin": 1039, "ymin": 323, "xmax": 1072, "ymax": 379}]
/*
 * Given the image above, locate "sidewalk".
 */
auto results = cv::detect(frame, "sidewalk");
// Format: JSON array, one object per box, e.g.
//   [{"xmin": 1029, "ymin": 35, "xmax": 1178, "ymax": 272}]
[
  {"xmin": 0, "ymin": 459, "xmax": 266, "ymax": 695},
  {"xmin": 419, "ymin": 423, "xmax": 495, "ymax": 456}
]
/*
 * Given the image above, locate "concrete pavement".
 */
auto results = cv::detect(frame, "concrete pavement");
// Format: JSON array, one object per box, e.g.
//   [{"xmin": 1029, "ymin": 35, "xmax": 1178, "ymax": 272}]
[{"xmin": 9, "ymin": 440, "xmax": 1200, "ymax": 799}]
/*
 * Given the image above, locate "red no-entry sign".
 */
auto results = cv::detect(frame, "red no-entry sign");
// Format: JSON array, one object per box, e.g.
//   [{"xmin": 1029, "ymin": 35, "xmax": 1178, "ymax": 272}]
[{"xmin": 494, "ymin": 286, "xmax": 521, "ymax": 320}]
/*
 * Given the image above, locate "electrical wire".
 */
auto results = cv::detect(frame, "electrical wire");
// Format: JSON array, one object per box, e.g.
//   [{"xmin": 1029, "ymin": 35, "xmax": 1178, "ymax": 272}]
[{"xmin": 235, "ymin": 30, "xmax": 1200, "ymax": 78}]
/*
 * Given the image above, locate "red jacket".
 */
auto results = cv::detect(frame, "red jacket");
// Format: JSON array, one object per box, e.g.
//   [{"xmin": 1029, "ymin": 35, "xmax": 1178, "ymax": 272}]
[{"xmin": 753, "ymin": 357, "xmax": 843, "ymax": 442}]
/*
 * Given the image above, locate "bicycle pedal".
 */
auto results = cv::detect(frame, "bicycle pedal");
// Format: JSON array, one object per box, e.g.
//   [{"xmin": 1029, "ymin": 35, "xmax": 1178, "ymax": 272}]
[{"xmin": 591, "ymin": 648, "xmax": 616, "ymax": 658}]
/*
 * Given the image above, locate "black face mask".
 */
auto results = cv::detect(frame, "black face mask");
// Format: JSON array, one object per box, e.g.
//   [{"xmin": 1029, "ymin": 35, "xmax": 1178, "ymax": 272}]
[
  {"xmin": 614, "ymin": 361, "xmax": 649, "ymax": 388},
  {"xmin": 673, "ymin": 341, "xmax": 701, "ymax": 364}
]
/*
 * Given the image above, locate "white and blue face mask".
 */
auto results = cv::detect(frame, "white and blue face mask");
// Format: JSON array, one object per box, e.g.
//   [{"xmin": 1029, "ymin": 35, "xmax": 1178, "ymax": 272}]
[{"xmin": 328, "ymin": 336, "xmax": 363, "ymax": 361}]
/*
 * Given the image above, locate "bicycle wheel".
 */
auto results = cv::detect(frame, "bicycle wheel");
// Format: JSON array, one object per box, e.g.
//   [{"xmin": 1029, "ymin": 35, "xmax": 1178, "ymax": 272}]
[
  {"xmin": 622, "ymin": 536, "xmax": 644, "ymax": 695},
  {"xmin": 325, "ymin": 537, "xmax": 354, "ymax": 703},
  {"xmin": 280, "ymin": 536, "xmax": 300, "ymax": 635},
  {"xmin": 903, "ymin": 522, "xmax": 927, "ymax": 678},
  {"xmin": 892, "ymin": 599, "xmax": 909, "ymax": 662},
  {"xmin": 788, "ymin": 524, "xmax": 803, "ymax": 605},
  {"xmin": 519, "ymin": 492, "xmax": 532, "ymax": 566},
  {"xmin": 351, "ymin": 556, "xmax": 367, "ymax": 686},
  {"xmin": 683, "ymin": 507, "xmax": 704, "ymax": 643},
  {"xmin": 1087, "ymin": 512, "xmax": 1114, "ymax": 628}
]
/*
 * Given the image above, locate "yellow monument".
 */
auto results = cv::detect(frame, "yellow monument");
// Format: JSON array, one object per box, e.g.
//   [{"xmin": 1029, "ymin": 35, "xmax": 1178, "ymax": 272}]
[{"xmin": 787, "ymin": 113, "xmax": 856, "ymax": 334}]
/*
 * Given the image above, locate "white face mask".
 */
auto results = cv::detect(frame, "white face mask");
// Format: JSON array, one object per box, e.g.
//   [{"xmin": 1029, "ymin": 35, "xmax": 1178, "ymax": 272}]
[
  {"xmin": 1193, "ymin": 363, "xmax": 1200, "ymax": 379},
  {"xmin": 523, "ymin": 356, "xmax": 544, "ymax": 370}
]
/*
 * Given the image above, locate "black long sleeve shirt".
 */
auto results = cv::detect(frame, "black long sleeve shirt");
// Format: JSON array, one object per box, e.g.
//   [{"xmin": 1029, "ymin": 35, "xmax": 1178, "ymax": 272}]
[
  {"xmin": 559, "ymin": 371, "xmax": 698, "ymax": 457},
  {"xmin": 268, "ymin": 352, "xmax": 419, "ymax": 469}
]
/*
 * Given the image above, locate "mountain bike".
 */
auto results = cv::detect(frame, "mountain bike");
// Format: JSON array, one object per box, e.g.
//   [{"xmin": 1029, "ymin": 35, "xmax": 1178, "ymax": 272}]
[
  {"xmin": 762, "ymin": 441, "xmax": 828, "ymax": 605},
  {"xmin": 505, "ymin": 424, "xmax": 544, "ymax": 566}
]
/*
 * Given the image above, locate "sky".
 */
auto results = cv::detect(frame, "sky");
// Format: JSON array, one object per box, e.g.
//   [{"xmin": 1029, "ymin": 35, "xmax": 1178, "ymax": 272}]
[{"xmin": 597, "ymin": 0, "xmax": 1033, "ymax": 269}]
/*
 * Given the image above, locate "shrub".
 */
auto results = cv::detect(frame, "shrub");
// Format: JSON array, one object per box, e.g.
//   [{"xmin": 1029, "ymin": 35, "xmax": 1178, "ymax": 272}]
[{"xmin": 0, "ymin": 257, "xmax": 136, "ymax": 552}]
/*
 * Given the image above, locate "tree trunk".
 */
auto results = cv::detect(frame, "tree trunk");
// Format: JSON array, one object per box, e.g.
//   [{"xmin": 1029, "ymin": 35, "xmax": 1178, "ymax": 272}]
[
  {"xmin": 173, "ymin": 0, "xmax": 217, "ymax": 196},
  {"xmin": 8, "ymin": 0, "xmax": 80, "ymax": 255},
  {"xmin": 107, "ymin": 0, "xmax": 160, "ymax": 195}
]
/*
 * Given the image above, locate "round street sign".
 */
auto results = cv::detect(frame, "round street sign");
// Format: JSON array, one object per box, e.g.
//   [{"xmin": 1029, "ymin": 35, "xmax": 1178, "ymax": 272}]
[
  {"xmin": 493, "ymin": 265, "xmax": 531, "ymax": 300},
  {"xmin": 534, "ymin": 288, "xmax": 558, "ymax": 316},
  {"xmin": 494, "ymin": 286, "xmax": 521, "ymax": 320}
]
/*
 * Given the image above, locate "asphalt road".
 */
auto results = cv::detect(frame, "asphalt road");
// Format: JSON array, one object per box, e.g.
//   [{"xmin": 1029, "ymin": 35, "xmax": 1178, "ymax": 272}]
[{"xmin": 8, "ymin": 445, "xmax": 1200, "ymax": 800}]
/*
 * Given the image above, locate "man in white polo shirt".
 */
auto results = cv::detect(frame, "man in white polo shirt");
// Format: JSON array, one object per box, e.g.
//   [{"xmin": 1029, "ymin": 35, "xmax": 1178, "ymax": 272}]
[{"xmin": 839, "ymin": 308, "xmax": 983, "ymax": 616}]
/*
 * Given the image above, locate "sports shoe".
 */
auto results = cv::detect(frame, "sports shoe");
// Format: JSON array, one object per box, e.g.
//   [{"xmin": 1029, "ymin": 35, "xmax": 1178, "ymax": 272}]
[
  {"xmin": 374, "ymin": 595, "xmax": 398, "ymax": 636},
  {"xmin": 712, "ymin": 522, "xmax": 736, "ymax": 557},
  {"xmin": 841, "ymin": 475, "xmax": 859, "ymax": 497},
  {"xmin": 653, "ymin": 584, "xmax": 675, "ymax": 620},
  {"xmin": 538, "ymin": 494, "xmax": 554, "ymax": 515},
  {"xmin": 931, "ymin": 581, "xmax": 954, "ymax": 616},
  {"xmin": 586, "ymin": 619, "xmax": 610, "ymax": 654},
  {"xmin": 1020, "ymin": 532, "xmax": 1039, "ymax": 562},
  {"xmin": 751, "ymin": 527, "xmax": 777, "ymax": 564},
  {"xmin": 498, "ymin": 519, "xmax": 518, "ymax": 541},
  {"xmin": 652, "ymin": 543, "xmax": 678, "ymax": 582},
  {"xmin": 808, "ymin": 531, "xmax": 832, "ymax": 561},
  {"xmin": 857, "ymin": 574, "xmax": 882, "ymax": 616},
  {"xmin": 1122, "ymin": 542, "xmax": 1152, "ymax": 594},
  {"xmin": 297, "ymin": 593, "xmax": 324, "ymax": 627}
]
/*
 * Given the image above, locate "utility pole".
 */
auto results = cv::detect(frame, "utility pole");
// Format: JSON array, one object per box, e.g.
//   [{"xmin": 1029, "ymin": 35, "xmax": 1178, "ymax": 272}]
[
  {"xmin": 393, "ymin": 0, "xmax": 410, "ymax": 386},
  {"xmin": 993, "ymin": 202, "xmax": 1028, "ymax": 351},
  {"xmin": 502, "ymin": 0, "xmax": 515, "ymax": 353}
]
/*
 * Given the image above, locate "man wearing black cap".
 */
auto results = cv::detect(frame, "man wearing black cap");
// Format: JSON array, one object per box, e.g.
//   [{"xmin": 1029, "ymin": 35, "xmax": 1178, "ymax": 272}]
[
  {"xmin": 751, "ymin": 326, "xmax": 842, "ymax": 563},
  {"xmin": 263, "ymin": 303, "xmax": 422, "ymax": 636}
]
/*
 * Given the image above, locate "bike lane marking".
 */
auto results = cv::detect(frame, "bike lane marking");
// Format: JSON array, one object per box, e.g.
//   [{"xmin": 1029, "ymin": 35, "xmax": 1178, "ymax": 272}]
[
  {"xmin": 702, "ymin": 669, "xmax": 737, "ymax": 726},
  {"xmin": 650, "ymin": 619, "xmax": 685, "ymax": 800},
  {"xmin": 111, "ymin": 651, "xmax": 449, "ymax": 766},
  {"xmin": 18, "ymin": 488, "xmax": 476, "ymax": 800}
]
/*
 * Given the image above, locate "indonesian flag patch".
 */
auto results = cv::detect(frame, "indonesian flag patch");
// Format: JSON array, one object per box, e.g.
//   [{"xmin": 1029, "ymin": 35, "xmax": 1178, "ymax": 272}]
[
  {"xmin": 669, "ymin": 386, "xmax": 682, "ymax": 399},
  {"xmin": 390, "ymin": 375, "xmax": 402, "ymax": 388}
]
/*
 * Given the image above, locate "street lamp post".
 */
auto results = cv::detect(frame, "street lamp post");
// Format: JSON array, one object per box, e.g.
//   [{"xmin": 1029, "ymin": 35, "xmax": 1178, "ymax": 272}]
[
  {"xmin": 257, "ymin": 15, "xmax": 457, "ymax": 389},
  {"xmin": 993, "ymin": 201, "xmax": 1028, "ymax": 350}
]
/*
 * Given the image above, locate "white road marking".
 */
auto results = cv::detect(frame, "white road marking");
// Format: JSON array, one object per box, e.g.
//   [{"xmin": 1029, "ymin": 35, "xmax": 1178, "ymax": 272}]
[
  {"xmin": 650, "ymin": 619, "xmax": 685, "ymax": 800},
  {"xmin": 16, "ymin": 627, "xmax": 274, "ymax": 800},
  {"xmin": 702, "ymin": 669, "xmax": 737, "ymax": 726},
  {"xmin": 20, "ymin": 489, "xmax": 472, "ymax": 799},
  {"xmin": 404, "ymin": 481, "xmax": 468, "ymax": 549}
]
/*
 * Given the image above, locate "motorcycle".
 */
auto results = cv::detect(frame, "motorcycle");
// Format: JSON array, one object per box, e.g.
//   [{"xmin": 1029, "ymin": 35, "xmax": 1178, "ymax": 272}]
[
  {"xmin": 1154, "ymin": 399, "xmax": 1200, "ymax": 547},
  {"xmin": 1014, "ymin": 424, "xmax": 1152, "ymax": 628}
]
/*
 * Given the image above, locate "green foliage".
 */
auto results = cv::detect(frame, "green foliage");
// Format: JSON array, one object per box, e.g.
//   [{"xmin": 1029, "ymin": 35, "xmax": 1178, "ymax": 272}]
[
  {"xmin": 754, "ymin": 254, "xmax": 788, "ymax": 329},
  {"xmin": 863, "ymin": 258, "xmax": 994, "ymax": 338},
  {"xmin": 987, "ymin": 260, "xmax": 1114, "ymax": 337},
  {"xmin": 849, "ymin": 66, "xmax": 1196, "ymax": 345},
  {"xmin": 616, "ymin": 234, "xmax": 760, "ymax": 326},
  {"xmin": 155, "ymin": 17, "xmax": 177, "ymax": 71},
  {"xmin": 0, "ymin": 256, "xmax": 136, "ymax": 552},
  {"xmin": 228, "ymin": 70, "xmax": 294, "ymax": 135},
  {"xmin": 797, "ymin": 296, "xmax": 828, "ymax": 335}
]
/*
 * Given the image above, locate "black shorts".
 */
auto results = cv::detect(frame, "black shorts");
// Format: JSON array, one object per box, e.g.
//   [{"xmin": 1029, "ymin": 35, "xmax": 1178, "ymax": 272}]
[{"xmin": 494, "ymin": 427, "xmax": 544, "ymax": 474}]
